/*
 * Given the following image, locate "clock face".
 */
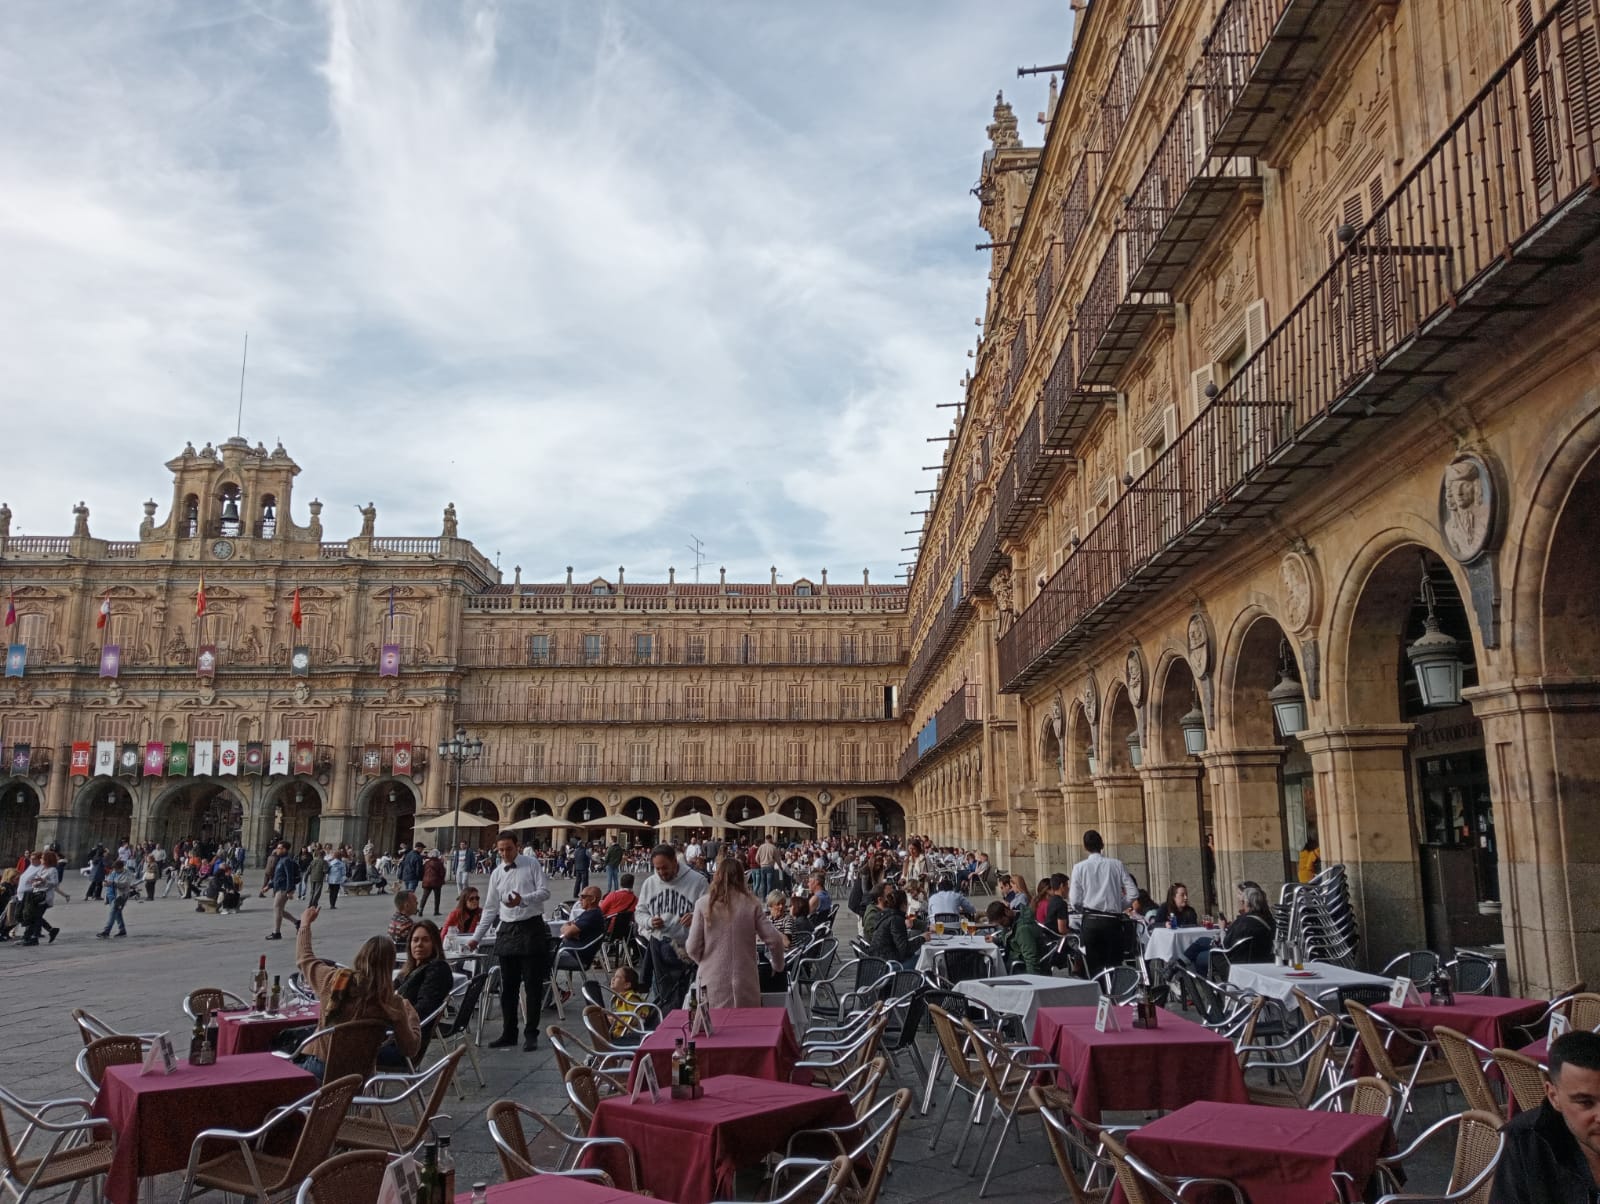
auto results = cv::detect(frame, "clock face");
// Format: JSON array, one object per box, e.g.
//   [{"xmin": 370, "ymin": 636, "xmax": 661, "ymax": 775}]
[
  {"xmin": 211, "ymin": 539, "xmax": 235, "ymax": 560},
  {"xmin": 291, "ymin": 650, "xmax": 309, "ymax": 670}
]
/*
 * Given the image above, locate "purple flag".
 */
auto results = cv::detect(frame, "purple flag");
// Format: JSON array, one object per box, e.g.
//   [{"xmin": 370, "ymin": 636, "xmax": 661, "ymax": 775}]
[
  {"xmin": 99, "ymin": 644, "xmax": 121, "ymax": 678},
  {"xmin": 379, "ymin": 644, "xmax": 401, "ymax": 677}
]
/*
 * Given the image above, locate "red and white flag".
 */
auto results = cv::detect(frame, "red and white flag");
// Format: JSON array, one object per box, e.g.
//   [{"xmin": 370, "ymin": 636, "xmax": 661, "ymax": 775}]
[
  {"xmin": 196, "ymin": 574, "xmax": 207, "ymax": 618},
  {"xmin": 291, "ymin": 587, "xmax": 302, "ymax": 630},
  {"xmin": 96, "ymin": 595, "xmax": 111, "ymax": 629}
]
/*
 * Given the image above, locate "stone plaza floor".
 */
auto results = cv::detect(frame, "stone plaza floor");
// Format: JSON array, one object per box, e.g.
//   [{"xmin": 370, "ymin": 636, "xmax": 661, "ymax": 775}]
[{"xmin": 0, "ymin": 874, "xmax": 1463, "ymax": 1201}]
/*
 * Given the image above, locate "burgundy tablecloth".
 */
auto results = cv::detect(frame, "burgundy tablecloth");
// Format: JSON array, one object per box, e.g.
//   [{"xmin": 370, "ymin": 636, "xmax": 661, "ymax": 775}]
[
  {"xmin": 627, "ymin": 1008, "xmax": 803, "ymax": 1088},
  {"xmin": 1352, "ymin": 995, "xmax": 1545, "ymax": 1075},
  {"xmin": 459, "ymin": 1178, "xmax": 656, "ymax": 1203},
  {"xmin": 92, "ymin": 1052, "xmax": 317, "ymax": 1204},
  {"xmin": 1521, "ymin": 1036, "xmax": 1550, "ymax": 1063},
  {"xmin": 214, "ymin": 1004, "xmax": 321, "ymax": 1056},
  {"xmin": 584, "ymin": 1073, "xmax": 856, "ymax": 1204},
  {"xmin": 1031, "ymin": 1007, "xmax": 1248, "ymax": 1121},
  {"xmin": 1121, "ymin": 1102, "xmax": 1393, "ymax": 1204}
]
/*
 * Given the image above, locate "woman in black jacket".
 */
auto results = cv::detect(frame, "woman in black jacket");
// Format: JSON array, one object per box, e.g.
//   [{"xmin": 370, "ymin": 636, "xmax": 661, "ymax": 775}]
[
  {"xmin": 1151, "ymin": 882, "xmax": 1200, "ymax": 930},
  {"xmin": 382, "ymin": 919, "xmax": 454, "ymax": 1066},
  {"xmin": 867, "ymin": 887, "xmax": 924, "ymax": 970}
]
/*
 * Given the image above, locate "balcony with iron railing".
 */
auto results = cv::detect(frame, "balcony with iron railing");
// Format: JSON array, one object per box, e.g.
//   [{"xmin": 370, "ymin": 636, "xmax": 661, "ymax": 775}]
[
  {"xmin": 1099, "ymin": 0, "xmax": 1169, "ymax": 155},
  {"xmin": 465, "ymin": 589, "xmax": 906, "ymax": 614},
  {"xmin": 1001, "ymin": 0, "xmax": 1600, "ymax": 691},
  {"xmin": 453, "ymin": 700, "xmax": 902, "ymax": 725},
  {"xmin": 897, "ymin": 685, "xmax": 982, "ymax": 780},
  {"xmin": 459, "ymin": 754, "xmax": 899, "ymax": 788},
  {"xmin": 458, "ymin": 640, "xmax": 906, "ymax": 670},
  {"xmin": 1200, "ymin": 0, "xmax": 1364, "ymax": 160},
  {"xmin": 902, "ymin": 575, "xmax": 974, "ymax": 709},
  {"xmin": 1077, "ymin": 234, "xmax": 1173, "ymax": 388}
]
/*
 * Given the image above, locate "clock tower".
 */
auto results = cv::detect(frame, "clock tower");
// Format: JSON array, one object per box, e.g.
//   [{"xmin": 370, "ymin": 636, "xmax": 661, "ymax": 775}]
[{"xmin": 138, "ymin": 436, "xmax": 317, "ymax": 561}]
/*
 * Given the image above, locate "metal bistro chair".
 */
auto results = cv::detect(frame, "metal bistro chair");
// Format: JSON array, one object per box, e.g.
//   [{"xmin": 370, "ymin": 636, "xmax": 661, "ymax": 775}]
[
  {"xmin": 714, "ymin": 1155, "xmax": 854, "ymax": 1204},
  {"xmin": 1313, "ymin": 1075, "xmax": 1396, "ymax": 1120},
  {"xmin": 1373, "ymin": 1109, "xmax": 1505, "ymax": 1204},
  {"xmin": 1101, "ymin": 1131, "xmax": 1247, "ymax": 1204},
  {"xmin": 1346, "ymin": 1001, "xmax": 1457, "ymax": 1125},
  {"xmin": 427, "ymin": 972, "xmax": 490, "ymax": 1095},
  {"xmin": 293, "ymin": 1150, "xmax": 390, "ymax": 1204},
  {"xmin": 183, "ymin": 988, "xmax": 249, "ymax": 1023},
  {"xmin": 1507, "ymin": 983, "xmax": 1586, "ymax": 1046},
  {"xmin": 923, "ymin": 1003, "xmax": 992, "ymax": 1160},
  {"xmin": 0, "ymin": 1083, "xmax": 116, "ymax": 1204},
  {"xmin": 485, "ymin": 1098, "xmax": 629, "ymax": 1185},
  {"xmin": 1380, "ymin": 950, "xmax": 1444, "ymax": 985}
]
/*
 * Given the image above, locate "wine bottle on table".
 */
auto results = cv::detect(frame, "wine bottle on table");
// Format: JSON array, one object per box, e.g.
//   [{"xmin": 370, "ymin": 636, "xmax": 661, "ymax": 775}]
[
  {"xmin": 437, "ymin": 1135, "xmax": 456, "ymax": 1201},
  {"xmin": 268, "ymin": 976, "xmax": 281, "ymax": 1014},
  {"xmin": 252, "ymin": 955, "xmax": 269, "ymax": 1012},
  {"xmin": 416, "ymin": 1142, "xmax": 443, "ymax": 1204}
]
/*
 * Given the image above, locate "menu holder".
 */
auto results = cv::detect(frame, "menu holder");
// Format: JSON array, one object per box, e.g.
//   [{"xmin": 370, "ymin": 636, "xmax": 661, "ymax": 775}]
[
  {"xmin": 140, "ymin": 1034, "xmax": 178, "ymax": 1077},
  {"xmin": 689, "ymin": 991, "xmax": 715, "ymax": 1038},
  {"xmin": 1549, "ymin": 1011, "xmax": 1573, "ymax": 1040},
  {"xmin": 376, "ymin": 1152, "xmax": 420, "ymax": 1204},
  {"xmin": 631, "ymin": 1052, "xmax": 662, "ymax": 1104},
  {"xmin": 1389, "ymin": 977, "xmax": 1423, "ymax": 1007},
  {"xmin": 1094, "ymin": 996, "xmax": 1121, "ymax": 1033}
]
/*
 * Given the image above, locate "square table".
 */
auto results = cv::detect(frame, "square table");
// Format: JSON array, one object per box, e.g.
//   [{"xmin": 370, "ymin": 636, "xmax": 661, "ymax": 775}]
[
  {"xmin": 584, "ymin": 1073, "xmax": 857, "ymax": 1204},
  {"xmin": 92, "ymin": 1052, "xmax": 317, "ymax": 1204},
  {"xmin": 915, "ymin": 934, "xmax": 1005, "ymax": 977},
  {"xmin": 1227, "ymin": 961, "xmax": 1393, "ymax": 1005},
  {"xmin": 459, "ymin": 1179, "xmax": 656, "ymax": 1203},
  {"xmin": 213, "ymin": 1003, "xmax": 321, "ymax": 1056},
  {"xmin": 1122, "ymin": 1101, "xmax": 1393, "ymax": 1204},
  {"xmin": 1143, "ymin": 926, "xmax": 1214, "ymax": 965},
  {"xmin": 1032, "ymin": 1007, "xmax": 1249, "ymax": 1121},
  {"xmin": 1374, "ymin": 994, "xmax": 1545, "ymax": 1049},
  {"xmin": 628, "ymin": 1008, "xmax": 803, "ymax": 1088},
  {"xmin": 957, "ymin": 974, "xmax": 1100, "ymax": 1033}
]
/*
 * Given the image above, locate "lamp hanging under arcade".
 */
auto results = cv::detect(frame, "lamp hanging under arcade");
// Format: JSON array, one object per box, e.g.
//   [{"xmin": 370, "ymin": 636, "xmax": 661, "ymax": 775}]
[
  {"xmin": 1269, "ymin": 638, "xmax": 1308, "ymax": 737},
  {"xmin": 1126, "ymin": 728, "xmax": 1143, "ymax": 769},
  {"xmin": 1085, "ymin": 744, "xmax": 1099, "ymax": 777},
  {"xmin": 1180, "ymin": 696, "xmax": 1208, "ymax": 756},
  {"xmin": 1406, "ymin": 560, "xmax": 1465, "ymax": 708}
]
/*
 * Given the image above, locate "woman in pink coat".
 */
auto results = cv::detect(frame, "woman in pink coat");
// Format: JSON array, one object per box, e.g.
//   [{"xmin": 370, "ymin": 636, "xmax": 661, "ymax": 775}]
[{"xmin": 686, "ymin": 856, "xmax": 786, "ymax": 1007}]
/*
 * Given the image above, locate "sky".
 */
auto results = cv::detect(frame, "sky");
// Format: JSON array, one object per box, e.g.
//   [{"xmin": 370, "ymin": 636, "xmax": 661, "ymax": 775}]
[{"xmin": 0, "ymin": 1, "xmax": 1065, "ymax": 585}]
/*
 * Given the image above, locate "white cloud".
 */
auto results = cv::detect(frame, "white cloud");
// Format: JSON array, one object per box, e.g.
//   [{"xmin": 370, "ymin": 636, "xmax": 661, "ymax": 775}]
[{"xmin": 0, "ymin": 0, "xmax": 1063, "ymax": 580}]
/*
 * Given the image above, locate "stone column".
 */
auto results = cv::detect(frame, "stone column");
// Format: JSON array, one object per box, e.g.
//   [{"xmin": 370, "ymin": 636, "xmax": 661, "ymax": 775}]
[
  {"xmin": 1140, "ymin": 761, "xmax": 1206, "ymax": 897},
  {"xmin": 1094, "ymin": 772, "xmax": 1149, "ymax": 890},
  {"xmin": 1469, "ymin": 681, "xmax": 1600, "ymax": 996},
  {"xmin": 1297, "ymin": 725, "xmax": 1423, "ymax": 970},
  {"xmin": 1200, "ymin": 747, "xmax": 1288, "ymax": 903},
  {"xmin": 1059, "ymin": 781, "xmax": 1098, "ymax": 868}
]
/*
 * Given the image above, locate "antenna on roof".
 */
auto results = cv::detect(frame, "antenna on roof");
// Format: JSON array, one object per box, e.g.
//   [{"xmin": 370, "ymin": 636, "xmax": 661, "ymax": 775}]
[
  {"xmin": 686, "ymin": 534, "xmax": 708, "ymax": 584},
  {"xmin": 235, "ymin": 333, "xmax": 249, "ymax": 438}
]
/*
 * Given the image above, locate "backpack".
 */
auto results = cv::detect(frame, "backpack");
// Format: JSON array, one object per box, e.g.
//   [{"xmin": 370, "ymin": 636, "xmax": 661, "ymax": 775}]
[{"xmin": 847, "ymin": 874, "xmax": 866, "ymax": 916}]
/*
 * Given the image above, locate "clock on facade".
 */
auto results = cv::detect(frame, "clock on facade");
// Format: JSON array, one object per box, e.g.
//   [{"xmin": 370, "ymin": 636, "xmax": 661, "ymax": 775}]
[
  {"xmin": 291, "ymin": 649, "xmax": 310, "ymax": 672},
  {"xmin": 211, "ymin": 539, "xmax": 235, "ymax": 560}
]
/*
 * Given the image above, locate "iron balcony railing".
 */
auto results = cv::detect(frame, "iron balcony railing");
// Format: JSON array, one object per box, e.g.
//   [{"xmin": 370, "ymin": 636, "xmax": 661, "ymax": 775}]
[
  {"xmin": 1001, "ymin": 0, "xmax": 1600, "ymax": 691},
  {"xmin": 458, "ymin": 640, "xmax": 906, "ymax": 670},
  {"xmin": 459, "ymin": 756, "xmax": 899, "ymax": 788},
  {"xmin": 454, "ymin": 700, "xmax": 902, "ymax": 725},
  {"xmin": 897, "ymin": 685, "xmax": 982, "ymax": 779}
]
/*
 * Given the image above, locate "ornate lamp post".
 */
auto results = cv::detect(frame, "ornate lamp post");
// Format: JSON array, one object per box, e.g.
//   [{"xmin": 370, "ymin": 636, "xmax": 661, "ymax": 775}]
[{"xmin": 435, "ymin": 726, "xmax": 484, "ymax": 858}]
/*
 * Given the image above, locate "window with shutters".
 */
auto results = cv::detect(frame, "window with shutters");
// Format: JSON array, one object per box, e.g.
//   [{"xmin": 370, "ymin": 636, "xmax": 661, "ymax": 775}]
[
  {"xmin": 736, "ymin": 684, "xmax": 758, "ymax": 717},
  {"xmin": 628, "ymin": 742, "xmax": 651, "ymax": 781},
  {"xmin": 281, "ymin": 716, "xmax": 316, "ymax": 741},
  {"xmin": 389, "ymin": 612, "xmax": 418, "ymax": 657},
  {"xmin": 787, "ymin": 741, "xmax": 809, "ymax": 778},
  {"xmin": 632, "ymin": 633, "xmax": 653, "ymax": 664},
  {"xmin": 299, "ymin": 612, "xmax": 328, "ymax": 658},
  {"xmin": 527, "ymin": 744, "xmax": 546, "ymax": 776},
  {"xmin": 840, "ymin": 684, "xmax": 863, "ymax": 719},
  {"xmin": 527, "ymin": 634, "xmax": 552, "ymax": 665},
  {"xmin": 188, "ymin": 715, "xmax": 223, "ymax": 743},
  {"xmin": 4, "ymin": 716, "xmax": 39, "ymax": 747},
  {"xmin": 786, "ymin": 683, "xmax": 810, "ymax": 719},
  {"xmin": 576, "ymin": 742, "xmax": 600, "ymax": 781},
  {"xmin": 97, "ymin": 714, "xmax": 133, "ymax": 743},
  {"xmin": 735, "ymin": 741, "xmax": 757, "ymax": 779},
  {"xmin": 1558, "ymin": 3, "xmax": 1600, "ymax": 175},
  {"xmin": 738, "ymin": 634, "xmax": 759, "ymax": 665},
  {"xmin": 839, "ymin": 634, "xmax": 859, "ymax": 664},
  {"xmin": 840, "ymin": 741, "xmax": 862, "ymax": 780},
  {"xmin": 526, "ymin": 685, "xmax": 548, "ymax": 719},
  {"xmin": 684, "ymin": 685, "xmax": 707, "ymax": 719},
  {"xmin": 581, "ymin": 633, "xmax": 603, "ymax": 665},
  {"xmin": 580, "ymin": 685, "xmax": 602, "ymax": 720},
  {"xmin": 681, "ymin": 741, "xmax": 706, "ymax": 776},
  {"xmin": 872, "ymin": 632, "xmax": 895, "ymax": 662},
  {"xmin": 375, "ymin": 716, "xmax": 412, "ymax": 744},
  {"xmin": 629, "ymin": 683, "xmax": 648, "ymax": 720},
  {"xmin": 871, "ymin": 741, "xmax": 890, "ymax": 777},
  {"xmin": 14, "ymin": 613, "xmax": 49, "ymax": 656},
  {"xmin": 685, "ymin": 634, "xmax": 706, "ymax": 664},
  {"xmin": 788, "ymin": 632, "xmax": 810, "ymax": 663}
]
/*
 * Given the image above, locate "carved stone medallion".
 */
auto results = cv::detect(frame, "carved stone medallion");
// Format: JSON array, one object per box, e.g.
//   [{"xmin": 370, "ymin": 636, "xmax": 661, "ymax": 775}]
[
  {"xmin": 1125, "ymin": 647, "xmax": 1146, "ymax": 708},
  {"xmin": 1439, "ymin": 452, "xmax": 1499, "ymax": 563},
  {"xmin": 1279, "ymin": 550, "xmax": 1320, "ymax": 634},
  {"xmin": 1081, "ymin": 672, "xmax": 1099, "ymax": 725},
  {"xmin": 1187, "ymin": 610, "xmax": 1213, "ymax": 680}
]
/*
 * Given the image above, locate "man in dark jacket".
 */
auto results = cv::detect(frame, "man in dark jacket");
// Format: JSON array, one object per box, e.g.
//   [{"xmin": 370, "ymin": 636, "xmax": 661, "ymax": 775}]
[
  {"xmin": 399, "ymin": 843, "xmax": 424, "ymax": 895},
  {"xmin": 261, "ymin": 841, "xmax": 300, "ymax": 940},
  {"xmin": 1491, "ymin": 1029, "xmax": 1600, "ymax": 1202},
  {"xmin": 420, "ymin": 850, "xmax": 446, "ymax": 916},
  {"xmin": 987, "ymin": 899, "xmax": 1049, "ymax": 974}
]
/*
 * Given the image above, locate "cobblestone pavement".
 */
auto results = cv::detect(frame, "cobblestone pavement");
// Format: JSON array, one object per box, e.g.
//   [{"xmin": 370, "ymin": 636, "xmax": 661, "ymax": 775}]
[{"xmin": 1, "ymin": 877, "xmax": 1457, "ymax": 1201}]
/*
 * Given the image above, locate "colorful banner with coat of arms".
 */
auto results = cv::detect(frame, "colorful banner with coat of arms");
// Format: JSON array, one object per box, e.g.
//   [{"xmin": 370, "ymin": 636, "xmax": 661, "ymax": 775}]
[
  {"xmin": 244, "ymin": 742, "xmax": 265, "ymax": 775},
  {"xmin": 169, "ymin": 742, "xmax": 190, "ymax": 777},
  {"xmin": 268, "ymin": 740, "xmax": 290, "ymax": 776},
  {"xmin": 392, "ymin": 741, "xmax": 413, "ymax": 776},
  {"xmin": 71, "ymin": 742, "xmax": 92, "ymax": 776},
  {"xmin": 144, "ymin": 743, "xmax": 165, "ymax": 777},
  {"xmin": 10, "ymin": 744, "xmax": 30, "ymax": 775},
  {"xmin": 5, "ymin": 644, "xmax": 24, "ymax": 678},
  {"xmin": 293, "ymin": 741, "xmax": 316, "ymax": 775},
  {"xmin": 118, "ymin": 743, "xmax": 141, "ymax": 778}
]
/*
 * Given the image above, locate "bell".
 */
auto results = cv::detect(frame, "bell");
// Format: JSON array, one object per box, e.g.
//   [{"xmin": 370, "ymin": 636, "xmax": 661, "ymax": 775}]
[{"xmin": 221, "ymin": 495, "xmax": 240, "ymax": 524}]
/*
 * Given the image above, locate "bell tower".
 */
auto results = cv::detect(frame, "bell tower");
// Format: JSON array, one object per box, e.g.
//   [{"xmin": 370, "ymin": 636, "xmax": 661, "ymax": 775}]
[{"xmin": 140, "ymin": 437, "xmax": 314, "ymax": 561}]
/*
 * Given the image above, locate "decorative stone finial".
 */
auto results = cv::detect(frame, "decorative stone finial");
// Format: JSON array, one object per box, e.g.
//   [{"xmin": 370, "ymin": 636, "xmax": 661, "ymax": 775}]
[
  {"xmin": 987, "ymin": 91, "xmax": 1020, "ymax": 150},
  {"xmin": 668, "ymin": 567, "xmax": 675, "ymax": 585},
  {"xmin": 513, "ymin": 565, "xmax": 521, "ymax": 586}
]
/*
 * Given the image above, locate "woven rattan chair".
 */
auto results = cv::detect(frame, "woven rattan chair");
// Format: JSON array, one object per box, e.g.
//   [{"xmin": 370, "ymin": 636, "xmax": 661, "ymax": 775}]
[
  {"xmin": 1507, "ymin": 982, "xmax": 1587, "ymax": 1045},
  {"xmin": 292, "ymin": 1150, "xmax": 390, "ymax": 1204},
  {"xmin": 1312, "ymin": 1075, "xmax": 1395, "ymax": 1119},
  {"xmin": 833, "ymin": 1055, "xmax": 890, "ymax": 1119},
  {"xmin": 0, "ymin": 1083, "xmax": 116, "ymax": 1204},
  {"xmin": 1347, "ymin": 1001, "xmax": 1456, "ymax": 1121},
  {"xmin": 484, "ymin": 1098, "xmax": 634, "ymax": 1185},
  {"xmin": 1241, "ymin": 1014, "xmax": 1338, "ymax": 1109},
  {"xmin": 1434, "ymin": 1026, "xmax": 1502, "ymax": 1118},
  {"xmin": 713, "ymin": 1155, "xmax": 853, "ymax": 1204},
  {"xmin": 291, "ymin": 1019, "xmax": 390, "ymax": 1086},
  {"xmin": 177, "ymin": 1075, "xmax": 361, "ymax": 1204},
  {"xmin": 1033, "ymin": 1084, "xmax": 1118, "ymax": 1204},
  {"xmin": 1567, "ymin": 991, "xmax": 1600, "ymax": 1031},
  {"xmin": 184, "ymin": 988, "xmax": 248, "ymax": 1022},
  {"xmin": 1489, "ymin": 1047, "xmax": 1548, "ymax": 1114},
  {"xmin": 332, "ymin": 1049, "xmax": 462, "ymax": 1156},
  {"xmin": 1374, "ymin": 1109, "xmax": 1504, "ymax": 1204},
  {"xmin": 923, "ymin": 1004, "xmax": 991, "ymax": 1161},
  {"xmin": 74, "ymin": 1035, "xmax": 145, "ymax": 1092},
  {"xmin": 1101, "ymin": 1131, "xmax": 1247, "ymax": 1203},
  {"xmin": 563, "ymin": 1065, "xmax": 628, "ymax": 1135}
]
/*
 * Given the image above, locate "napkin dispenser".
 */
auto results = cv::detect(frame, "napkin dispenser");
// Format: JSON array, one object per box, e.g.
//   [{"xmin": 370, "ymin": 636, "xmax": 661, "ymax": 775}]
[{"xmin": 1131, "ymin": 988, "xmax": 1160, "ymax": 1029}]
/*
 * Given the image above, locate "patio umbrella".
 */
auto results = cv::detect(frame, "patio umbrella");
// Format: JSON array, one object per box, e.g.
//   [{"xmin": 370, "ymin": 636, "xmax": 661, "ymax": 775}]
[
  {"xmin": 503, "ymin": 813, "xmax": 567, "ymax": 831},
  {"xmin": 578, "ymin": 813, "xmax": 651, "ymax": 829},
  {"xmin": 655, "ymin": 813, "xmax": 736, "ymax": 832},
  {"xmin": 414, "ymin": 812, "xmax": 497, "ymax": 830},
  {"xmin": 735, "ymin": 813, "xmax": 814, "ymax": 830}
]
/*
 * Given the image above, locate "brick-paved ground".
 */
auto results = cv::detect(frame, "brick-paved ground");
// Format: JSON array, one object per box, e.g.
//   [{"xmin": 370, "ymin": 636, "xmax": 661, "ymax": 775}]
[{"xmin": 1, "ymin": 875, "xmax": 1459, "ymax": 1201}]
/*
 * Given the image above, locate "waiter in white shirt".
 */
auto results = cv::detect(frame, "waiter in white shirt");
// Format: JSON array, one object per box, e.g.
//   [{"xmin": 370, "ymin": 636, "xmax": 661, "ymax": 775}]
[
  {"xmin": 471, "ymin": 830, "xmax": 551, "ymax": 1052},
  {"xmin": 1067, "ymin": 829, "xmax": 1137, "ymax": 976}
]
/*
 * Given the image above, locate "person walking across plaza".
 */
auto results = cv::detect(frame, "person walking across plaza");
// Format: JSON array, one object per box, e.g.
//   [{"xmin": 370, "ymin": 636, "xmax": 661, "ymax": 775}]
[
  {"xmin": 603, "ymin": 837, "xmax": 624, "ymax": 894},
  {"xmin": 304, "ymin": 846, "xmax": 329, "ymax": 908},
  {"xmin": 450, "ymin": 841, "xmax": 473, "ymax": 895},
  {"xmin": 420, "ymin": 847, "xmax": 446, "ymax": 916},
  {"xmin": 1068, "ymin": 829, "xmax": 1137, "ymax": 976},
  {"xmin": 571, "ymin": 840, "xmax": 591, "ymax": 897},
  {"xmin": 470, "ymin": 830, "xmax": 553, "ymax": 1051},
  {"xmin": 325, "ymin": 849, "xmax": 346, "ymax": 908},
  {"xmin": 18, "ymin": 850, "xmax": 68, "ymax": 945},
  {"xmin": 399, "ymin": 842, "xmax": 424, "ymax": 895},
  {"xmin": 637, "ymin": 843, "xmax": 708, "ymax": 1010},
  {"xmin": 96, "ymin": 859, "xmax": 134, "ymax": 939},
  {"xmin": 261, "ymin": 840, "xmax": 301, "ymax": 940},
  {"xmin": 755, "ymin": 834, "xmax": 779, "ymax": 899}
]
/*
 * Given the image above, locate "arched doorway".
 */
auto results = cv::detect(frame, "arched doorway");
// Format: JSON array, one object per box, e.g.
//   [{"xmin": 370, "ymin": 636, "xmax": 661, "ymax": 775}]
[
  {"xmin": 1100, "ymin": 685, "xmax": 1149, "ymax": 890},
  {"xmin": 621, "ymin": 796, "xmax": 660, "ymax": 847},
  {"xmin": 78, "ymin": 780, "xmax": 134, "ymax": 856},
  {"xmin": 779, "ymin": 795, "xmax": 817, "ymax": 831},
  {"xmin": 0, "ymin": 781, "xmax": 41, "ymax": 862},
  {"xmin": 672, "ymin": 795, "xmax": 713, "ymax": 820},
  {"xmin": 836, "ymin": 796, "xmax": 905, "ymax": 841},
  {"xmin": 151, "ymin": 781, "xmax": 247, "ymax": 856},
  {"xmin": 513, "ymin": 797, "xmax": 552, "ymax": 824},
  {"xmin": 459, "ymin": 797, "xmax": 500, "ymax": 850},
  {"xmin": 726, "ymin": 795, "xmax": 764, "ymax": 825},
  {"xmin": 265, "ymin": 780, "xmax": 324, "ymax": 851},
  {"xmin": 366, "ymin": 779, "xmax": 419, "ymax": 856}
]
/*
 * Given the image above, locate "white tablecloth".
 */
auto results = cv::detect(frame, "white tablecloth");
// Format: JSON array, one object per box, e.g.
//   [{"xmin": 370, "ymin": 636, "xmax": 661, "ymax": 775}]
[
  {"xmin": 957, "ymin": 974, "xmax": 1101, "ymax": 1031},
  {"xmin": 1228, "ymin": 961, "xmax": 1393, "ymax": 1004},
  {"xmin": 916, "ymin": 935, "xmax": 1005, "ymax": 977},
  {"xmin": 1143, "ymin": 926, "xmax": 1214, "ymax": 963}
]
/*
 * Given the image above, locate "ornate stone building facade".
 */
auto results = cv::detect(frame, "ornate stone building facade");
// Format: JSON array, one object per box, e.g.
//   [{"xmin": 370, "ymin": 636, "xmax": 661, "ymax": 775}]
[
  {"xmin": 899, "ymin": 0, "xmax": 1600, "ymax": 993},
  {"xmin": 0, "ymin": 438, "xmax": 909, "ymax": 866}
]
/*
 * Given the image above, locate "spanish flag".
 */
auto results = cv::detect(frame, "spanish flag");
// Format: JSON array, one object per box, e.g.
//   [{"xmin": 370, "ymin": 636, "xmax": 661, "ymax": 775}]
[
  {"xmin": 196, "ymin": 574, "xmax": 207, "ymax": 618},
  {"xmin": 290, "ymin": 587, "xmax": 302, "ymax": 629}
]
